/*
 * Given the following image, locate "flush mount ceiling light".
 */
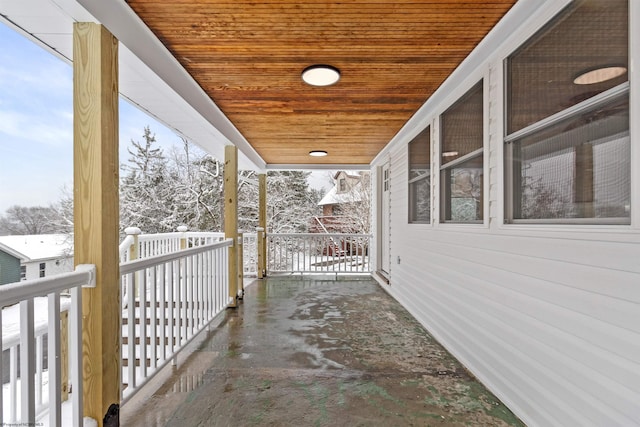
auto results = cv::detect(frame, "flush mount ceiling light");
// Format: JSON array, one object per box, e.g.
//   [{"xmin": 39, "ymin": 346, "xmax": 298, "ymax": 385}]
[
  {"xmin": 301, "ymin": 65, "xmax": 340, "ymax": 87},
  {"xmin": 309, "ymin": 150, "xmax": 328, "ymax": 157},
  {"xmin": 573, "ymin": 65, "xmax": 627, "ymax": 85},
  {"xmin": 442, "ymin": 151, "xmax": 459, "ymax": 157}
]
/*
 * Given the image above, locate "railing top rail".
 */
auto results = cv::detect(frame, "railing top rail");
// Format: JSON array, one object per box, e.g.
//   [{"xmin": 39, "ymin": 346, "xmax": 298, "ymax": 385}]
[
  {"xmin": 120, "ymin": 238, "xmax": 233, "ymax": 275},
  {"xmin": 136, "ymin": 231, "xmax": 224, "ymax": 240},
  {"xmin": 0, "ymin": 264, "xmax": 95, "ymax": 308},
  {"xmin": 269, "ymin": 233, "xmax": 372, "ymax": 238}
]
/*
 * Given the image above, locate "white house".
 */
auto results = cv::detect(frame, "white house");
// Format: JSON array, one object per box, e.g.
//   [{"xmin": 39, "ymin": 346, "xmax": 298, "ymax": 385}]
[
  {"xmin": 0, "ymin": 234, "xmax": 74, "ymax": 282},
  {"xmin": 370, "ymin": 1, "xmax": 639, "ymax": 425}
]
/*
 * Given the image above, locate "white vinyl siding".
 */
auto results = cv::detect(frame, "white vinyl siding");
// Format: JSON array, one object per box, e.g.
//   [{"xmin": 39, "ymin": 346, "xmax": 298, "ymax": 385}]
[{"xmin": 371, "ymin": 1, "xmax": 640, "ymax": 425}]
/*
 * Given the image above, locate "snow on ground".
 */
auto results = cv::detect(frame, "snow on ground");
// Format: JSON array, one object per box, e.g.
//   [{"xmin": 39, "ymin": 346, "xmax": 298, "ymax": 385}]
[{"xmin": 3, "ymin": 296, "xmax": 72, "ymax": 343}]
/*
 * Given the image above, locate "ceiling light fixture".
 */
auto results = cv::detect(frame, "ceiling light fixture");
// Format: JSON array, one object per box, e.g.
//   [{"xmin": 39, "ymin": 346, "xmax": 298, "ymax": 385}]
[
  {"xmin": 309, "ymin": 150, "xmax": 328, "ymax": 157},
  {"xmin": 573, "ymin": 65, "xmax": 627, "ymax": 85},
  {"xmin": 302, "ymin": 65, "xmax": 340, "ymax": 87},
  {"xmin": 442, "ymin": 151, "xmax": 459, "ymax": 157}
]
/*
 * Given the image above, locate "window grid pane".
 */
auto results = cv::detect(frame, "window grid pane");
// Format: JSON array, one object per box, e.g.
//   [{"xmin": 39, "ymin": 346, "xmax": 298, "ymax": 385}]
[
  {"xmin": 510, "ymin": 96, "xmax": 629, "ymax": 221},
  {"xmin": 409, "ymin": 127, "xmax": 431, "ymax": 223},
  {"xmin": 440, "ymin": 81, "xmax": 484, "ymax": 222}
]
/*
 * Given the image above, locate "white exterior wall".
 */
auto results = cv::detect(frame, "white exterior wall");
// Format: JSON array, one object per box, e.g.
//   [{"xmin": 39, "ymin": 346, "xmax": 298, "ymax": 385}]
[
  {"xmin": 371, "ymin": 1, "xmax": 640, "ymax": 425},
  {"xmin": 23, "ymin": 256, "xmax": 74, "ymax": 281}
]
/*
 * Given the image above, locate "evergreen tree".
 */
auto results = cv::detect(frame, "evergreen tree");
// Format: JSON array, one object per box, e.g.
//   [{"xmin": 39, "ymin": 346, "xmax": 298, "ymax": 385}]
[
  {"xmin": 120, "ymin": 126, "xmax": 172, "ymax": 233},
  {"xmin": 267, "ymin": 171, "xmax": 321, "ymax": 233}
]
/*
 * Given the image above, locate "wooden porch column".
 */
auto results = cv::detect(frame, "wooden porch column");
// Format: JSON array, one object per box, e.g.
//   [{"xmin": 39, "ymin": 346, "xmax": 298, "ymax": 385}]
[
  {"xmin": 73, "ymin": 22, "xmax": 120, "ymax": 425},
  {"xmin": 258, "ymin": 173, "xmax": 267, "ymax": 278},
  {"xmin": 224, "ymin": 145, "xmax": 238, "ymax": 308}
]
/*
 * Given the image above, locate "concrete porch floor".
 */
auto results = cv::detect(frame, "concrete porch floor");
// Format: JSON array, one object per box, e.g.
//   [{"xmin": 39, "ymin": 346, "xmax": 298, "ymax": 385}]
[{"xmin": 121, "ymin": 277, "xmax": 524, "ymax": 426}]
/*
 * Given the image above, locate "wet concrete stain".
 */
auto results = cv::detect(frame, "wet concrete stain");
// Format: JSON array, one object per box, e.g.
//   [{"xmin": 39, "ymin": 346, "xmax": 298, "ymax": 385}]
[{"xmin": 121, "ymin": 277, "xmax": 525, "ymax": 426}]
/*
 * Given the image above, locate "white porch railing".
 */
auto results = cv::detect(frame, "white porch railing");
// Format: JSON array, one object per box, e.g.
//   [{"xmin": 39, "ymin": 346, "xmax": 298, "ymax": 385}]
[
  {"xmin": 119, "ymin": 227, "xmax": 258, "ymax": 277},
  {"xmin": 119, "ymin": 238, "xmax": 233, "ymax": 403},
  {"xmin": 119, "ymin": 227, "xmax": 225, "ymax": 263},
  {"xmin": 267, "ymin": 233, "xmax": 371, "ymax": 274},
  {"xmin": 0, "ymin": 265, "xmax": 94, "ymax": 427}
]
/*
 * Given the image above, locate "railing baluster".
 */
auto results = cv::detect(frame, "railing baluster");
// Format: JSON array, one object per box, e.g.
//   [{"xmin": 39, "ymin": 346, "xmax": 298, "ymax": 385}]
[
  {"xmin": 10, "ymin": 343, "xmax": 18, "ymax": 421},
  {"xmin": 181, "ymin": 257, "xmax": 187, "ymax": 346},
  {"xmin": 140, "ymin": 269, "xmax": 148, "ymax": 381},
  {"xmin": 168, "ymin": 260, "xmax": 175, "ymax": 363},
  {"xmin": 36, "ymin": 334, "xmax": 43, "ymax": 407},
  {"xmin": 70, "ymin": 285, "xmax": 83, "ymax": 427},
  {"xmin": 159, "ymin": 263, "xmax": 166, "ymax": 363},
  {"xmin": 0, "ymin": 310, "xmax": 3, "ymax": 425},
  {"xmin": 20, "ymin": 298, "xmax": 35, "ymax": 424},
  {"xmin": 127, "ymin": 271, "xmax": 136, "ymax": 391},
  {"xmin": 48, "ymin": 291, "xmax": 61, "ymax": 427},
  {"xmin": 150, "ymin": 266, "xmax": 157, "ymax": 370}
]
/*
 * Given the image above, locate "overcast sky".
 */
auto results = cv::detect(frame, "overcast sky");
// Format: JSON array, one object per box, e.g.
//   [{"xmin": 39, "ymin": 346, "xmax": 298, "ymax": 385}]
[
  {"xmin": 0, "ymin": 22, "xmax": 335, "ymax": 215},
  {"xmin": 0, "ymin": 22, "xmax": 184, "ymax": 213}
]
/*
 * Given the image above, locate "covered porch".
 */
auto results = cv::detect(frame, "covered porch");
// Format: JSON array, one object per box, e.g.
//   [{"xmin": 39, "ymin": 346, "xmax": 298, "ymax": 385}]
[
  {"xmin": 121, "ymin": 276, "xmax": 522, "ymax": 426},
  {"xmin": 1, "ymin": 0, "xmax": 638, "ymax": 426}
]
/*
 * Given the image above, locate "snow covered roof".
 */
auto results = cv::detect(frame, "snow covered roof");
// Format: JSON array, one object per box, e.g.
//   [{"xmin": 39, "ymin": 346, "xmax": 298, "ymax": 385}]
[
  {"xmin": 0, "ymin": 234, "xmax": 73, "ymax": 262},
  {"xmin": 318, "ymin": 182, "xmax": 365, "ymax": 206}
]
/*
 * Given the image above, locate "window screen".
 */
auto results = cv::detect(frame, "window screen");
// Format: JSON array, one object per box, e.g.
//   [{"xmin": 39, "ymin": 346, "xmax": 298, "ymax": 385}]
[
  {"xmin": 408, "ymin": 127, "xmax": 431, "ymax": 223},
  {"xmin": 440, "ymin": 81, "xmax": 484, "ymax": 222},
  {"xmin": 505, "ymin": 0, "xmax": 629, "ymax": 224}
]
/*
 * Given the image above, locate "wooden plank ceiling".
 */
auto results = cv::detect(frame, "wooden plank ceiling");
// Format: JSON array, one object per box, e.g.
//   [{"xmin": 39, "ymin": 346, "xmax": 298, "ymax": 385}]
[{"xmin": 125, "ymin": 0, "xmax": 516, "ymax": 166}]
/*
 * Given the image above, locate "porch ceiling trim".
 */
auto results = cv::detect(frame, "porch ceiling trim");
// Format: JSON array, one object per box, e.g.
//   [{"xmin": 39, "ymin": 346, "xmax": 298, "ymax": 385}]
[{"xmin": 75, "ymin": 0, "xmax": 266, "ymax": 171}]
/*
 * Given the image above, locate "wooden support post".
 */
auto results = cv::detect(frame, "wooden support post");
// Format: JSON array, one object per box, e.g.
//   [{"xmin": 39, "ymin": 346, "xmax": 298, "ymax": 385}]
[
  {"xmin": 177, "ymin": 225, "xmax": 188, "ymax": 250},
  {"xmin": 258, "ymin": 173, "xmax": 267, "ymax": 278},
  {"xmin": 61, "ymin": 310, "xmax": 69, "ymax": 402},
  {"xmin": 125, "ymin": 227, "xmax": 141, "ymax": 298},
  {"xmin": 73, "ymin": 22, "xmax": 120, "ymax": 426},
  {"xmin": 256, "ymin": 227, "xmax": 265, "ymax": 279},
  {"xmin": 224, "ymin": 146, "xmax": 238, "ymax": 307},
  {"xmin": 238, "ymin": 233, "xmax": 244, "ymax": 299}
]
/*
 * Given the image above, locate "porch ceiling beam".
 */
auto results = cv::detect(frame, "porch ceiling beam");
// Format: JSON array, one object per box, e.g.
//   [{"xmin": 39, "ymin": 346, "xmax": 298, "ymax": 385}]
[{"xmin": 73, "ymin": 22, "xmax": 120, "ymax": 425}]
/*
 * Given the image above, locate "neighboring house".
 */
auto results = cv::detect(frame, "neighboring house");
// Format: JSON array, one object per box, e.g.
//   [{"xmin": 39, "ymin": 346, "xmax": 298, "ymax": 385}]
[
  {"xmin": 0, "ymin": 234, "xmax": 74, "ymax": 284},
  {"xmin": 314, "ymin": 171, "xmax": 370, "ymax": 233}
]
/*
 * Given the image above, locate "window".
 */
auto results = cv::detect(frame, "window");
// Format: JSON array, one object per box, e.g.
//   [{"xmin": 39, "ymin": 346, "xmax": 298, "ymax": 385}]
[
  {"xmin": 20, "ymin": 265, "xmax": 26, "ymax": 280},
  {"xmin": 440, "ymin": 81, "xmax": 484, "ymax": 222},
  {"xmin": 39, "ymin": 262, "xmax": 46, "ymax": 278},
  {"xmin": 408, "ymin": 126, "xmax": 431, "ymax": 223},
  {"xmin": 339, "ymin": 178, "xmax": 346, "ymax": 192},
  {"xmin": 505, "ymin": 0, "xmax": 629, "ymax": 224}
]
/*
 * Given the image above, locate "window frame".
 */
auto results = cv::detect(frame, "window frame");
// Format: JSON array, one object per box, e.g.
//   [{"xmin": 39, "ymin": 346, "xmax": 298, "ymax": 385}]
[
  {"xmin": 408, "ymin": 125, "xmax": 432, "ymax": 224},
  {"xmin": 502, "ymin": 0, "xmax": 631, "ymax": 226},
  {"xmin": 439, "ymin": 79, "xmax": 486, "ymax": 224}
]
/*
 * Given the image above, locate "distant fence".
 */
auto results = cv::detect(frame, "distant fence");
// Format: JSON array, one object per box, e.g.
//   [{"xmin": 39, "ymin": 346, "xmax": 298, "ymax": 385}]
[{"xmin": 267, "ymin": 233, "xmax": 371, "ymax": 274}]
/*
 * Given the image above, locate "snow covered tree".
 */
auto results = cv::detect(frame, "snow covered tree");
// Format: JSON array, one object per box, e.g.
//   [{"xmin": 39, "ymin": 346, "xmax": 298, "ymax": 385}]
[
  {"xmin": 0, "ymin": 205, "xmax": 59, "ymax": 235},
  {"xmin": 49, "ymin": 185, "xmax": 74, "ymax": 234},
  {"xmin": 237, "ymin": 170, "xmax": 259, "ymax": 232},
  {"xmin": 120, "ymin": 126, "xmax": 173, "ymax": 233},
  {"xmin": 267, "ymin": 171, "xmax": 321, "ymax": 233},
  {"xmin": 166, "ymin": 139, "xmax": 224, "ymax": 231}
]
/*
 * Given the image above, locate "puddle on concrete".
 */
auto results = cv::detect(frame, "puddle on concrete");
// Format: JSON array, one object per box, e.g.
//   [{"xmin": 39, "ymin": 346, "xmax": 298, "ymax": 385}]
[{"xmin": 121, "ymin": 277, "xmax": 524, "ymax": 427}]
